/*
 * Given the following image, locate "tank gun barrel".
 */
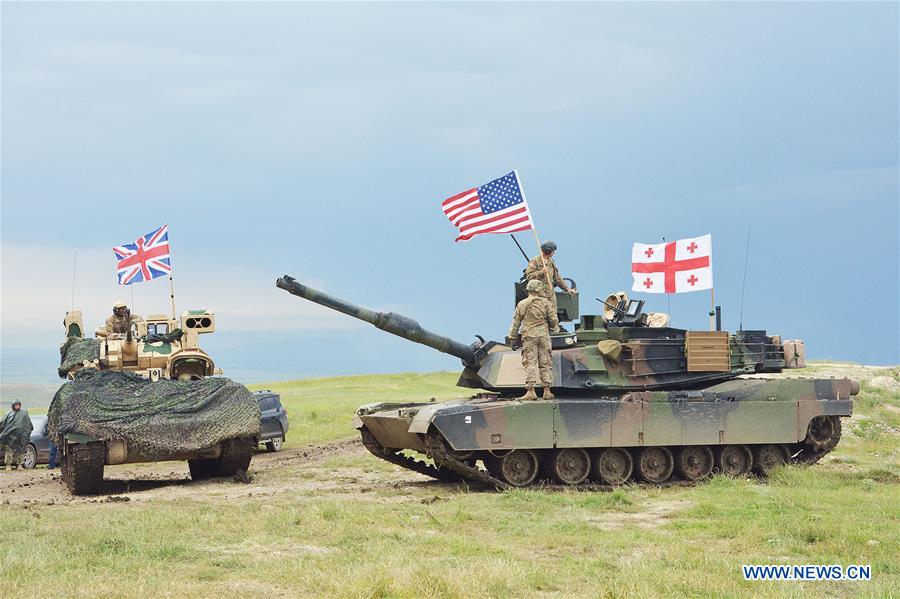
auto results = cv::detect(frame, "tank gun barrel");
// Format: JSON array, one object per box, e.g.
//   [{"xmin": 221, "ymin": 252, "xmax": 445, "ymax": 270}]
[{"xmin": 276, "ymin": 275, "xmax": 477, "ymax": 364}]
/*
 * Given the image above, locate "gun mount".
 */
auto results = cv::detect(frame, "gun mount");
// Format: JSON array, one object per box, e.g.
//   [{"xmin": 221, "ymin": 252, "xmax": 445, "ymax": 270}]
[{"xmin": 276, "ymin": 276, "xmax": 480, "ymax": 365}]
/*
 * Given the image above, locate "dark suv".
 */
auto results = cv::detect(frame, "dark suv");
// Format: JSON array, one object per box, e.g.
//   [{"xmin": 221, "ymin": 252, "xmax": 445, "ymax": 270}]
[{"xmin": 254, "ymin": 391, "xmax": 289, "ymax": 452}]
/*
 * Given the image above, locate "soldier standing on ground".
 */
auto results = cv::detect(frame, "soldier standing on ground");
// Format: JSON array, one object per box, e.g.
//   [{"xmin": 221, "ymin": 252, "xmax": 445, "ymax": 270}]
[
  {"xmin": 0, "ymin": 400, "xmax": 33, "ymax": 470},
  {"xmin": 524, "ymin": 241, "xmax": 576, "ymax": 310},
  {"xmin": 509, "ymin": 279, "xmax": 560, "ymax": 401}
]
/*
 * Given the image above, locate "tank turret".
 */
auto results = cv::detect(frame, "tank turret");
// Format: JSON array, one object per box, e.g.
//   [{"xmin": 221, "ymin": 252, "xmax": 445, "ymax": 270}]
[{"xmin": 276, "ymin": 275, "xmax": 802, "ymax": 394}]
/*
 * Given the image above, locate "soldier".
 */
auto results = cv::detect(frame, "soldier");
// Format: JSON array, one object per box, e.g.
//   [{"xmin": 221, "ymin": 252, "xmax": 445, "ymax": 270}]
[
  {"xmin": 509, "ymin": 279, "xmax": 560, "ymax": 401},
  {"xmin": 524, "ymin": 241, "xmax": 576, "ymax": 310},
  {"xmin": 0, "ymin": 400, "xmax": 33, "ymax": 471},
  {"xmin": 104, "ymin": 301, "xmax": 140, "ymax": 336}
]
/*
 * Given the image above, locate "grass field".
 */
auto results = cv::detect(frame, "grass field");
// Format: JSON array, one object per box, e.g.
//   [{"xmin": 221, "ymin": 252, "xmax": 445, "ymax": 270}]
[{"xmin": 0, "ymin": 365, "xmax": 897, "ymax": 598}]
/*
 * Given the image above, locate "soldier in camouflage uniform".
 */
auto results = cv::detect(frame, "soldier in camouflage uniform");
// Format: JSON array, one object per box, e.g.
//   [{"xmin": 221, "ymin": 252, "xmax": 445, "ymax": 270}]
[
  {"xmin": 0, "ymin": 400, "xmax": 33, "ymax": 470},
  {"xmin": 509, "ymin": 279, "xmax": 560, "ymax": 401},
  {"xmin": 525, "ymin": 241, "xmax": 576, "ymax": 310},
  {"xmin": 104, "ymin": 301, "xmax": 141, "ymax": 336}
]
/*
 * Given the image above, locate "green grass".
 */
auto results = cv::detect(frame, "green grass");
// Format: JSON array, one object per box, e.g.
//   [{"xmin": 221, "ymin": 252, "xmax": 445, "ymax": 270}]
[
  {"xmin": 248, "ymin": 371, "xmax": 462, "ymax": 446},
  {"xmin": 1, "ymin": 364, "xmax": 898, "ymax": 598}
]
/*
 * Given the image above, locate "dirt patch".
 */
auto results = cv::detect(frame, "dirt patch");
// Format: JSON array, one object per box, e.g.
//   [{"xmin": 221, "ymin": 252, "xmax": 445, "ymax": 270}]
[
  {"xmin": 0, "ymin": 438, "xmax": 421, "ymax": 506},
  {"xmin": 584, "ymin": 499, "xmax": 692, "ymax": 531}
]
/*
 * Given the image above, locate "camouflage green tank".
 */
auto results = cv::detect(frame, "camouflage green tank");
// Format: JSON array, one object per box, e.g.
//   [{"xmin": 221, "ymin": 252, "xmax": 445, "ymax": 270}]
[{"xmin": 277, "ymin": 275, "xmax": 856, "ymax": 488}]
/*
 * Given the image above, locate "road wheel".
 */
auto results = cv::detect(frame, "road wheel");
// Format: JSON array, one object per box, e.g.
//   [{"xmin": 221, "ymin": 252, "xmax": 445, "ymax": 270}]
[
  {"xmin": 61, "ymin": 442, "xmax": 105, "ymax": 495},
  {"xmin": 805, "ymin": 416, "xmax": 842, "ymax": 452},
  {"xmin": 547, "ymin": 448, "xmax": 590, "ymax": 485},
  {"xmin": 676, "ymin": 446, "xmax": 714, "ymax": 481},
  {"xmin": 637, "ymin": 447, "xmax": 674, "ymax": 484},
  {"xmin": 591, "ymin": 448, "xmax": 633, "ymax": 485},
  {"xmin": 753, "ymin": 444, "xmax": 786, "ymax": 476},
  {"xmin": 493, "ymin": 449, "xmax": 539, "ymax": 487},
  {"xmin": 22, "ymin": 444, "xmax": 37, "ymax": 469},
  {"xmin": 265, "ymin": 434, "xmax": 284, "ymax": 453},
  {"xmin": 715, "ymin": 445, "xmax": 753, "ymax": 476}
]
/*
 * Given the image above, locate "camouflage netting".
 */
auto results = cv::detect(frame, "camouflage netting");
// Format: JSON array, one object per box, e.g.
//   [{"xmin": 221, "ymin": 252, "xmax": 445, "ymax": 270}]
[
  {"xmin": 59, "ymin": 337, "xmax": 101, "ymax": 378},
  {"xmin": 48, "ymin": 369, "xmax": 261, "ymax": 454}
]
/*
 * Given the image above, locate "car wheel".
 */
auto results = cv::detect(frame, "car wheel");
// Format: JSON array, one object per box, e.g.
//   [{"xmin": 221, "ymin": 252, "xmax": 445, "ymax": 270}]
[
  {"xmin": 266, "ymin": 435, "xmax": 284, "ymax": 452},
  {"xmin": 22, "ymin": 444, "xmax": 37, "ymax": 469}
]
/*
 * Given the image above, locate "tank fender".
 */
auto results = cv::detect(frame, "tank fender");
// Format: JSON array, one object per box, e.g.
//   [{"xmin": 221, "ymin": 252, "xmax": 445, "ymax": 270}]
[
  {"xmin": 796, "ymin": 379, "xmax": 855, "ymax": 441},
  {"xmin": 408, "ymin": 404, "xmax": 454, "ymax": 434},
  {"xmin": 429, "ymin": 402, "xmax": 555, "ymax": 452}
]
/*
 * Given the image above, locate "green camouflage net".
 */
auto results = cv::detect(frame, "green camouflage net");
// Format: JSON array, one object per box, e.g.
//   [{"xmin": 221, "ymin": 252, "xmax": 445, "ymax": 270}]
[
  {"xmin": 58, "ymin": 337, "xmax": 101, "ymax": 378},
  {"xmin": 48, "ymin": 369, "xmax": 261, "ymax": 454}
]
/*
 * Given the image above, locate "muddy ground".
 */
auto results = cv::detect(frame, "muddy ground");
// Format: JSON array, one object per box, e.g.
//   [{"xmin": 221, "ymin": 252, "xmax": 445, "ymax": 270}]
[{"xmin": 0, "ymin": 439, "xmax": 435, "ymax": 506}]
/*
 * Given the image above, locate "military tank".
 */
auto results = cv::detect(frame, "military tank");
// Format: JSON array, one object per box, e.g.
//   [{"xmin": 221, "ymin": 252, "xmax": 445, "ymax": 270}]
[
  {"xmin": 52, "ymin": 307, "xmax": 260, "ymax": 495},
  {"xmin": 276, "ymin": 275, "xmax": 857, "ymax": 488}
]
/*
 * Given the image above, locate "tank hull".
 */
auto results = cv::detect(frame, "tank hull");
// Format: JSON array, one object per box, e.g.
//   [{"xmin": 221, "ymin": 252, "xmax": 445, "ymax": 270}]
[{"xmin": 355, "ymin": 378, "xmax": 856, "ymax": 488}]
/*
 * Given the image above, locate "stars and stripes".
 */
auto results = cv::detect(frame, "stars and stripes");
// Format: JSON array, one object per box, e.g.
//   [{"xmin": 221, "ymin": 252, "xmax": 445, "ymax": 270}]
[
  {"xmin": 631, "ymin": 234, "xmax": 713, "ymax": 294},
  {"xmin": 113, "ymin": 224, "xmax": 172, "ymax": 285},
  {"xmin": 441, "ymin": 171, "xmax": 534, "ymax": 242}
]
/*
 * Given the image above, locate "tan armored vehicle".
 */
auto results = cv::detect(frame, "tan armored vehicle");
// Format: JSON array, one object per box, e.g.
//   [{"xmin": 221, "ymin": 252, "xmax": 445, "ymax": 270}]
[
  {"xmin": 62, "ymin": 307, "xmax": 220, "ymax": 381},
  {"xmin": 53, "ymin": 306, "xmax": 260, "ymax": 495}
]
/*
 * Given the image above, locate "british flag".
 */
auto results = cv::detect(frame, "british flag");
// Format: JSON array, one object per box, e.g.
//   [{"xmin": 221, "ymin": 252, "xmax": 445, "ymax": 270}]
[{"xmin": 113, "ymin": 224, "xmax": 172, "ymax": 285}]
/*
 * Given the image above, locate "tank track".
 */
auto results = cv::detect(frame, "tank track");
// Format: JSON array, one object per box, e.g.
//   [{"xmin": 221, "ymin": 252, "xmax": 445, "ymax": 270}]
[
  {"xmin": 188, "ymin": 437, "xmax": 255, "ymax": 481},
  {"xmin": 61, "ymin": 441, "xmax": 105, "ymax": 496},
  {"xmin": 358, "ymin": 423, "xmax": 843, "ymax": 491},
  {"xmin": 359, "ymin": 427, "xmax": 463, "ymax": 484},
  {"xmin": 216, "ymin": 437, "xmax": 255, "ymax": 476},
  {"xmin": 423, "ymin": 431, "xmax": 510, "ymax": 490}
]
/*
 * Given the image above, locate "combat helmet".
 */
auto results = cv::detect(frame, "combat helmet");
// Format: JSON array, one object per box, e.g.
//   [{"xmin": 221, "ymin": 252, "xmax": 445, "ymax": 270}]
[{"xmin": 526, "ymin": 279, "xmax": 544, "ymax": 293}]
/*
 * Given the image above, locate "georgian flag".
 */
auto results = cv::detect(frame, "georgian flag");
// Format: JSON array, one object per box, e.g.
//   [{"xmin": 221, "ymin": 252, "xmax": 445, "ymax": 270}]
[{"xmin": 631, "ymin": 234, "xmax": 713, "ymax": 294}]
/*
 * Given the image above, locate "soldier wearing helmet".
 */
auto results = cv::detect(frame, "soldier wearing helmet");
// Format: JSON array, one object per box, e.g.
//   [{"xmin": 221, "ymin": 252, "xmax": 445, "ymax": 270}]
[
  {"xmin": 104, "ymin": 301, "xmax": 141, "ymax": 336},
  {"xmin": 508, "ymin": 279, "xmax": 560, "ymax": 401},
  {"xmin": 0, "ymin": 400, "xmax": 33, "ymax": 470},
  {"xmin": 524, "ymin": 241, "xmax": 576, "ymax": 310}
]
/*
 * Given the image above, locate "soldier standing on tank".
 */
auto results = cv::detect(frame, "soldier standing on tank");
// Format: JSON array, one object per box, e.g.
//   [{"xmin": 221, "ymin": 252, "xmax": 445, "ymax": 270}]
[
  {"xmin": 509, "ymin": 279, "xmax": 560, "ymax": 401},
  {"xmin": 104, "ymin": 301, "xmax": 140, "ymax": 335},
  {"xmin": 0, "ymin": 400, "xmax": 33, "ymax": 470},
  {"xmin": 525, "ymin": 241, "xmax": 576, "ymax": 310}
]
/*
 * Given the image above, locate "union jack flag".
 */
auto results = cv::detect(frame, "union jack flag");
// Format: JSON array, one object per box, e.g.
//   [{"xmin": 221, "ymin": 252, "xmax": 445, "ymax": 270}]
[{"xmin": 113, "ymin": 224, "xmax": 172, "ymax": 285}]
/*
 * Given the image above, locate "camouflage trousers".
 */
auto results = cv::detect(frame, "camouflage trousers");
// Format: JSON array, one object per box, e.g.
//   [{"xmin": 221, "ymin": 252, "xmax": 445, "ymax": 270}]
[
  {"xmin": 3, "ymin": 445, "xmax": 23, "ymax": 467},
  {"xmin": 521, "ymin": 336, "xmax": 552, "ymax": 387}
]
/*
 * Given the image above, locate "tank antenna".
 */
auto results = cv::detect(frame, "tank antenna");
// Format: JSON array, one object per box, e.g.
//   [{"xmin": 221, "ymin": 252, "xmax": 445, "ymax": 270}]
[
  {"xmin": 662, "ymin": 236, "xmax": 671, "ymax": 319},
  {"xmin": 739, "ymin": 226, "xmax": 751, "ymax": 331},
  {"xmin": 70, "ymin": 248, "xmax": 78, "ymax": 310},
  {"xmin": 510, "ymin": 234, "xmax": 529, "ymax": 263}
]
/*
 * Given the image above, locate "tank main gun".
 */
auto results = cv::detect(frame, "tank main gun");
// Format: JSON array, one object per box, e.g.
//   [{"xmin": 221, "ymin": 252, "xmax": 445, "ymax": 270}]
[{"xmin": 276, "ymin": 276, "xmax": 479, "ymax": 364}]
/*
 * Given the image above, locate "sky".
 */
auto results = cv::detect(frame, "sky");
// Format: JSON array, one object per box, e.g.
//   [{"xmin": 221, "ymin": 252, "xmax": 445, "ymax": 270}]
[{"xmin": 2, "ymin": 2, "xmax": 898, "ymax": 389}]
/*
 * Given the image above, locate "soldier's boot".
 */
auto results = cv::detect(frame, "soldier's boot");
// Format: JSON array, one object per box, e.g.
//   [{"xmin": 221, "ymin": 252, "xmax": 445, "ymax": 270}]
[
  {"xmin": 542, "ymin": 386, "xmax": 555, "ymax": 400},
  {"xmin": 518, "ymin": 387, "xmax": 538, "ymax": 401}
]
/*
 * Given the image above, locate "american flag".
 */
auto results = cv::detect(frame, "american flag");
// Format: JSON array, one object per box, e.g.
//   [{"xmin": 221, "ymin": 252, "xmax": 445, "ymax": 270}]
[
  {"xmin": 441, "ymin": 171, "xmax": 534, "ymax": 242},
  {"xmin": 113, "ymin": 224, "xmax": 172, "ymax": 286}
]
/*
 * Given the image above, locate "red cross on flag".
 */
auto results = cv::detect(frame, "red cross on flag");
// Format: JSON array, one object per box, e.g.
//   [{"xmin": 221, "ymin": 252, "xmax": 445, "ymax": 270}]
[{"xmin": 631, "ymin": 234, "xmax": 713, "ymax": 294}]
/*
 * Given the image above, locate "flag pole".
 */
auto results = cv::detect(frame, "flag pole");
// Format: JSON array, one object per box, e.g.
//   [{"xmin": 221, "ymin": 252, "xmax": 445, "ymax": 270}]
[
  {"xmin": 169, "ymin": 275, "xmax": 177, "ymax": 321},
  {"xmin": 514, "ymin": 170, "xmax": 555, "ymax": 294},
  {"xmin": 709, "ymin": 287, "xmax": 715, "ymax": 331}
]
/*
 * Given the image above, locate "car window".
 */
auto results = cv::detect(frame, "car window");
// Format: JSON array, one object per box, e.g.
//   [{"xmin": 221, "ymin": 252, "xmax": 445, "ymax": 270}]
[{"xmin": 258, "ymin": 396, "xmax": 274, "ymax": 411}]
